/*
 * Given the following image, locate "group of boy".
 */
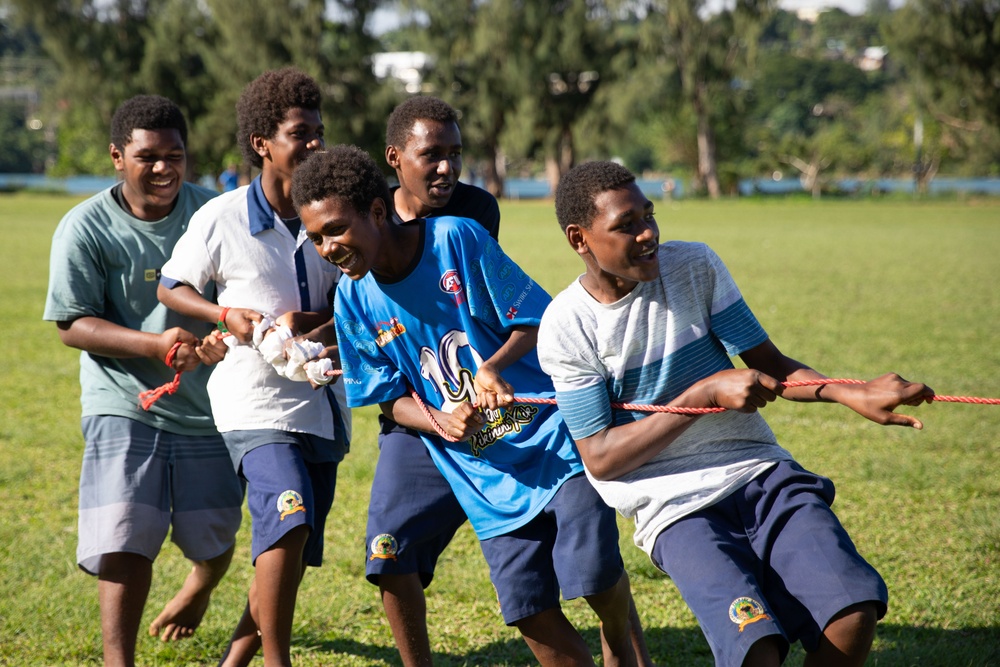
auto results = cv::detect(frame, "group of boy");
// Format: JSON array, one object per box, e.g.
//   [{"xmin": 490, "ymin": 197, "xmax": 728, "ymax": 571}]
[{"xmin": 45, "ymin": 64, "xmax": 934, "ymax": 667}]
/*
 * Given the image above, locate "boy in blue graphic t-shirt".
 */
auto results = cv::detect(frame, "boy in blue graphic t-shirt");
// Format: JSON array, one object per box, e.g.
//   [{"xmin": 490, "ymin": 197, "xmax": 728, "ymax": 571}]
[{"xmin": 292, "ymin": 145, "xmax": 641, "ymax": 667}]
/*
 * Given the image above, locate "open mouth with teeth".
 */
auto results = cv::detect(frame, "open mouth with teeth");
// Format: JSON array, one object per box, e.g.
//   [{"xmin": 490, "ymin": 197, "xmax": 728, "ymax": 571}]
[
  {"xmin": 332, "ymin": 250, "xmax": 360, "ymax": 272},
  {"xmin": 429, "ymin": 181, "xmax": 454, "ymax": 196},
  {"xmin": 148, "ymin": 178, "xmax": 175, "ymax": 189}
]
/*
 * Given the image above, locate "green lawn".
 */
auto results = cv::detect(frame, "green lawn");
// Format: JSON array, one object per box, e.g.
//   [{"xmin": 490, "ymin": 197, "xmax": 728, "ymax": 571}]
[{"xmin": 1, "ymin": 192, "xmax": 998, "ymax": 666}]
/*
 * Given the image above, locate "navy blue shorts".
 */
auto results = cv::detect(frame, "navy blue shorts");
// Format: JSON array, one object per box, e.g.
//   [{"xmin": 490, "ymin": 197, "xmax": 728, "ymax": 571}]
[
  {"xmin": 480, "ymin": 473, "xmax": 624, "ymax": 625},
  {"xmin": 651, "ymin": 460, "xmax": 888, "ymax": 667},
  {"xmin": 240, "ymin": 441, "xmax": 338, "ymax": 566},
  {"xmin": 365, "ymin": 417, "xmax": 467, "ymax": 586}
]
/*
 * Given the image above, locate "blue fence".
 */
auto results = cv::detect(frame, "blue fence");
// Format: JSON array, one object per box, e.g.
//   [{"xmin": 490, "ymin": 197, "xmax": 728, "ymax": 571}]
[{"xmin": 2, "ymin": 173, "xmax": 998, "ymax": 198}]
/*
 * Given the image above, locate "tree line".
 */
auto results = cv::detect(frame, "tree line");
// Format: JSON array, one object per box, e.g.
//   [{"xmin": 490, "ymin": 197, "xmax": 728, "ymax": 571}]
[{"xmin": 1, "ymin": 0, "xmax": 997, "ymax": 198}]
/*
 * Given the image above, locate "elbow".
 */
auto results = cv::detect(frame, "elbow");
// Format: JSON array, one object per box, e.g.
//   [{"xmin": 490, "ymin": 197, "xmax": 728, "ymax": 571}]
[
  {"xmin": 578, "ymin": 451, "xmax": 619, "ymax": 482},
  {"xmin": 56, "ymin": 320, "xmax": 83, "ymax": 350},
  {"xmin": 587, "ymin": 463, "xmax": 625, "ymax": 482},
  {"xmin": 156, "ymin": 283, "xmax": 173, "ymax": 307}
]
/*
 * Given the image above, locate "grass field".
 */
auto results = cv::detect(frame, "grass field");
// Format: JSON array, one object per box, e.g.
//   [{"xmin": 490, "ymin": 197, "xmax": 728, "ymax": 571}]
[{"xmin": 1, "ymin": 192, "xmax": 998, "ymax": 666}]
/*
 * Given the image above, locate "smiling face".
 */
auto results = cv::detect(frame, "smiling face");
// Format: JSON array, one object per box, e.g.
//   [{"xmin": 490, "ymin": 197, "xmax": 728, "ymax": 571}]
[
  {"xmin": 568, "ymin": 182, "xmax": 660, "ymax": 303},
  {"xmin": 300, "ymin": 195, "xmax": 386, "ymax": 281},
  {"xmin": 254, "ymin": 107, "xmax": 325, "ymax": 182},
  {"xmin": 110, "ymin": 128, "xmax": 186, "ymax": 221},
  {"xmin": 386, "ymin": 118, "xmax": 462, "ymax": 219}
]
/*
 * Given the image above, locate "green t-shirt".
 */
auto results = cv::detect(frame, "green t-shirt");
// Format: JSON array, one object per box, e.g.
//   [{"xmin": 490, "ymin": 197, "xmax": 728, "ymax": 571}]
[{"xmin": 43, "ymin": 183, "xmax": 219, "ymax": 435}]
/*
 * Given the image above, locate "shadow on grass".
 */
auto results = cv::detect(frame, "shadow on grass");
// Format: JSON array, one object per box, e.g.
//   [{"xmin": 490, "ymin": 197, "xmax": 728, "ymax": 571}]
[{"xmin": 291, "ymin": 624, "xmax": 1000, "ymax": 666}]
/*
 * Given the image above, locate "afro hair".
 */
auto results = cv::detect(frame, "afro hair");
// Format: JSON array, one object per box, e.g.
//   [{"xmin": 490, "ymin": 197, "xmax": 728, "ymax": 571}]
[
  {"xmin": 554, "ymin": 161, "xmax": 636, "ymax": 232},
  {"xmin": 110, "ymin": 94, "xmax": 187, "ymax": 151},
  {"xmin": 236, "ymin": 67, "xmax": 322, "ymax": 169},
  {"xmin": 292, "ymin": 145, "xmax": 392, "ymax": 219},
  {"xmin": 385, "ymin": 96, "xmax": 459, "ymax": 148}
]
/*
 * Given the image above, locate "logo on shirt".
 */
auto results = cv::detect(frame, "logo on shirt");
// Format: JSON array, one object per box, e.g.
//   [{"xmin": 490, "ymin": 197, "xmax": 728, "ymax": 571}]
[
  {"xmin": 439, "ymin": 269, "xmax": 466, "ymax": 305},
  {"xmin": 374, "ymin": 317, "xmax": 406, "ymax": 348},
  {"xmin": 505, "ymin": 306, "xmax": 519, "ymax": 320},
  {"xmin": 729, "ymin": 597, "xmax": 770, "ymax": 632},
  {"xmin": 277, "ymin": 490, "xmax": 306, "ymax": 521},
  {"xmin": 144, "ymin": 269, "xmax": 160, "ymax": 282},
  {"xmin": 440, "ymin": 269, "xmax": 462, "ymax": 294},
  {"xmin": 369, "ymin": 533, "xmax": 399, "ymax": 561},
  {"xmin": 469, "ymin": 404, "xmax": 539, "ymax": 457}
]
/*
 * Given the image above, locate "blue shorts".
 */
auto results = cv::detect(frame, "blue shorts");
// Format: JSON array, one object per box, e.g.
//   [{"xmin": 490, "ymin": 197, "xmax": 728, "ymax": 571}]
[
  {"xmin": 480, "ymin": 473, "xmax": 624, "ymax": 625},
  {"xmin": 651, "ymin": 460, "xmax": 888, "ymax": 667},
  {"xmin": 365, "ymin": 417, "xmax": 467, "ymax": 586},
  {"xmin": 239, "ymin": 439, "xmax": 338, "ymax": 566},
  {"xmin": 78, "ymin": 416, "xmax": 244, "ymax": 575}
]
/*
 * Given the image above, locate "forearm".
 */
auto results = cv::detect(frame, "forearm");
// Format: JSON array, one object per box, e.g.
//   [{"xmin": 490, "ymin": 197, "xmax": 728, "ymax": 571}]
[
  {"xmin": 157, "ymin": 283, "xmax": 223, "ymax": 324},
  {"xmin": 292, "ymin": 310, "xmax": 335, "ymax": 344},
  {"xmin": 579, "ymin": 410, "xmax": 701, "ymax": 480},
  {"xmin": 380, "ymin": 396, "xmax": 444, "ymax": 436},
  {"xmin": 482, "ymin": 326, "xmax": 537, "ymax": 374},
  {"xmin": 57, "ymin": 317, "xmax": 165, "ymax": 360}
]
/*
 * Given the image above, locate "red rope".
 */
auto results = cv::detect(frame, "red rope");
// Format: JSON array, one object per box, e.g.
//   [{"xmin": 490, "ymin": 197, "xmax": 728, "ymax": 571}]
[
  {"xmin": 385, "ymin": 378, "xmax": 999, "ymax": 444},
  {"xmin": 139, "ymin": 342, "xmax": 184, "ymax": 411}
]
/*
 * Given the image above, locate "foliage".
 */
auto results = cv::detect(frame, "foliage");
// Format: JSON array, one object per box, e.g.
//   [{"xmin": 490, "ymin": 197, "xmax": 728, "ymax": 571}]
[
  {"xmin": 2, "ymin": 193, "xmax": 999, "ymax": 665},
  {"xmin": 1, "ymin": 0, "xmax": 999, "ymax": 186},
  {"xmin": 1, "ymin": 0, "xmax": 391, "ymax": 179}
]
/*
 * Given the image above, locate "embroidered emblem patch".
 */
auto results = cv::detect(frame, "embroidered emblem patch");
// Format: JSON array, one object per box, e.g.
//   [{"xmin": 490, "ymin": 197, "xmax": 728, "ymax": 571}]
[
  {"xmin": 276, "ymin": 490, "xmax": 306, "ymax": 521},
  {"xmin": 369, "ymin": 533, "xmax": 399, "ymax": 561},
  {"xmin": 729, "ymin": 597, "xmax": 770, "ymax": 632},
  {"xmin": 144, "ymin": 269, "xmax": 160, "ymax": 282}
]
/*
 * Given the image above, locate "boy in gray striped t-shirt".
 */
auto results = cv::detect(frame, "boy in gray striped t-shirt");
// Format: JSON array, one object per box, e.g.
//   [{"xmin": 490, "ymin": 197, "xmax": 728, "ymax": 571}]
[{"xmin": 537, "ymin": 160, "xmax": 934, "ymax": 667}]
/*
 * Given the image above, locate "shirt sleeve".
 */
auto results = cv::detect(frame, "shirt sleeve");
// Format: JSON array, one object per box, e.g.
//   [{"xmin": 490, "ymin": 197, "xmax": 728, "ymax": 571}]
[
  {"xmin": 159, "ymin": 207, "xmax": 217, "ymax": 294},
  {"xmin": 537, "ymin": 299, "xmax": 614, "ymax": 441},
  {"xmin": 333, "ymin": 281, "xmax": 408, "ymax": 408},
  {"xmin": 466, "ymin": 235, "xmax": 551, "ymax": 332},
  {"xmin": 702, "ymin": 246, "xmax": 769, "ymax": 356},
  {"xmin": 43, "ymin": 216, "xmax": 105, "ymax": 322}
]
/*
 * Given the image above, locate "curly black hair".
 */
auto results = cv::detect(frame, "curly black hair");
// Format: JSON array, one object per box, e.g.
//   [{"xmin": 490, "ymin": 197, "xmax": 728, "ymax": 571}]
[
  {"xmin": 554, "ymin": 161, "xmax": 636, "ymax": 232},
  {"xmin": 292, "ymin": 145, "xmax": 392, "ymax": 218},
  {"xmin": 385, "ymin": 96, "xmax": 459, "ymax": 148},
  {"xmin": 110, "ymin": 94, "xmax": 187, "ymax": 151},
  {"xmin": 236, "ymin": 67, "xmax": 321, "ymax": 169}
]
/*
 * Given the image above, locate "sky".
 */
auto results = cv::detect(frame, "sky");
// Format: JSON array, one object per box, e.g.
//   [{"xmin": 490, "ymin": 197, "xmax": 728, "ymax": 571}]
[{"xmin": 365, "ymin": 0, "xmax": 887, "ymax": 35}]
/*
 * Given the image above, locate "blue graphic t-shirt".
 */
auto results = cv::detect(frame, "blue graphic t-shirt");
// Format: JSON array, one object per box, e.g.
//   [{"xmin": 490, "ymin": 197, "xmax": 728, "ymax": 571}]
[{"xmin": 335, "ymin": 216, "xmax": 583, "ymax": 539}]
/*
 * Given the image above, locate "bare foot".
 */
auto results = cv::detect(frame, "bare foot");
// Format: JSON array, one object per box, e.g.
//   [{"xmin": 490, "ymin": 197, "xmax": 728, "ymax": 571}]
[{"xmin": 149, "ymin": 565, "xmax": 215, "ymax": 641}]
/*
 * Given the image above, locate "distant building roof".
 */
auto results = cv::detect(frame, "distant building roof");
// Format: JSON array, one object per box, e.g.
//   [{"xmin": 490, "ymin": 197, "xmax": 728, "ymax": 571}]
[{"xmin": 371, "ymin": 51, "xmax": 434, "ymax": 94}]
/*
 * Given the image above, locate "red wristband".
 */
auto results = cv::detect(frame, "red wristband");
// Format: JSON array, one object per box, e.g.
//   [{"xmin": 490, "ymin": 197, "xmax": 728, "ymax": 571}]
[{"xmin": 218, "ymin": 307, "xmax": 231, "ymax": 333}]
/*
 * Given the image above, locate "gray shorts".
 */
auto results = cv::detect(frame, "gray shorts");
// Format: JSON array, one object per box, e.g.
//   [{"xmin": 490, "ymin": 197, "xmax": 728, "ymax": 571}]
[{"xmin": 77, "ymin": 415, "xmax": 244, "ymax": 575}]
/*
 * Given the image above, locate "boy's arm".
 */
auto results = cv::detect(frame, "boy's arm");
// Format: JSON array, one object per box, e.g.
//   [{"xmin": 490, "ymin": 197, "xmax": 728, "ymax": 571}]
[
  {"xmin": 157, "ymin": 283, "xmax": 261, "ymax": 344},
  {"xmin": 573, "ymin": 367, "xmax": 785, "ymax": 481},
  {"xmin": 473, "ymin": 325, "xmax": 536, "ymax": 410},
  {"xmin": 276, "ymin": 308, "xmax": 334, "ymax": 341},
  {"xmin": 739, "ymin": 339, "xmax": 934, "ymax": 428},
  {"xmin": 380, "ymin": 395, "xmax": 486, "ymax": 442},
  {"xmin": 56, "ymin": 317, "xmax": 203, "ymax": 372}
]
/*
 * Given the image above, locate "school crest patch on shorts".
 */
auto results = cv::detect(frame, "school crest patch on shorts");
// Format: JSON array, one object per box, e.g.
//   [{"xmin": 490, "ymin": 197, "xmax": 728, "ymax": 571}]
[
  {"xmin": 369, "ymin": 533, "xmax": 398, "ymax": 561},
  {"xmin": 277, "ymin": 490, "xmax": 306, "ymax": 521},
  {"xmin": 729, "ymin": 597, "xmax": 770, "ymax": 632}
]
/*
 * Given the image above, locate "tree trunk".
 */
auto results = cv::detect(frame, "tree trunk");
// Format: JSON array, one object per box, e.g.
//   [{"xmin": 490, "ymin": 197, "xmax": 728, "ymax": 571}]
[
  {"xmin": 482, "ymin": 143, "xmax": 506, "ymax": 198},
  {"xmin": 692, "ymin": 80, "xmax": 721, "ymax": 199},
  {"xmin": 546, "ymin": 126, "xmax": 575, "ymax": 196}
]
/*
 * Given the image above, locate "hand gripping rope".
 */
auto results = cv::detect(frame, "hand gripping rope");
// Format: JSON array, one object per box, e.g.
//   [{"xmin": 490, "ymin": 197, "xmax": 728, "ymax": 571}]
[
  {"xmin": 371, "ymin": 376, "xmax": 1000, "ymax": 444},
  {"xmin": 138, "ymin": 341, "xmax": 184, "ymax": 411}
]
